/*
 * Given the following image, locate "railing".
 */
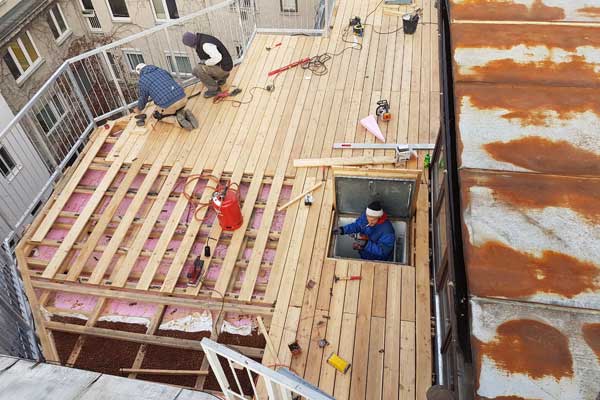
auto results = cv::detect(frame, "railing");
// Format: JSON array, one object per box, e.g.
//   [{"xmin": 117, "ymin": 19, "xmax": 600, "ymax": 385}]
[{"xmin": 201, "ymin": 338, "xmax": 334, "ymax": 400}]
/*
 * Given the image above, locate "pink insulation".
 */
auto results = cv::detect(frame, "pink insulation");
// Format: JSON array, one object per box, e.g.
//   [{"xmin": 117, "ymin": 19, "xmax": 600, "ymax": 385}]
[
  {"xmin": 131, "ymin": 258, "xmax": 148, "ymax": 275},
  {"xmin": 95, "ymin": 196, "xmax": 111, "ymax": 214},
  {"xmin": 109, "ymin": 172, "xmax": 126, "ymax": 189},
  {"xmin": 262, "ymin": 248, "xmax": 276, "ymax": 264},
  {"xmin": 115, "ymin": 196, "xmax": 133, "ymax": 217},
  {"xmin": 270, "ymin": 211, "xmax": 286, "ymax": 232},
  {"xmin": 110, "ymin": 129, "xmax": 124, "ymax": 138},
  {"xmin": 130, "ymin": 173, "xmax": 146, "ymax": 190},
  {"xmin": 203, "ymin": 207, "xmax": 217, "ymax": 226},
  {"xmin": 238, "ymin": 182, "xmax": 250, "ymax": 200},
  {"xmin": 63, "ymin": 193, "xmax": 91, "ymax": 213},
  {"xmin": 158, "ymin": 200, "xmax": 177, "ymax": 222},
  {"xmin": 46, "ymin": 228, "xmax": 68, "ymax": 241},
  {"xmin": 52, "ymin": 292, "xmax": 98, "ymax": 313},
  {"xmin": 102, "ymin": 299, "xmax": 157, "ymax": 319},
  {"xmin": 241, "ymin": 248, "xmax": 252, "ymax": 261},
  {"xmin": 250, "ymin": 208, "xmax": 264, "ymax": 229},
  {"xmin": 280, "ymin": 185, "xmax": 292, "ymax": 201},
  {"xmin": 80, "ymin": 170, "xmax": 106, "ymax": 186},
  {"xmin": 258, "ymin": 184, "xmax": 271, "ymax": 202},
  {"xmin": 223, "ymin": 313, "xmax": 254, "ymax": 329},
  {"xmin": 31, "ymin": 246, "xmax": 57, "ymax": 261},
  {"xmin": 98, "ymin": 142, "xmax": 114, "ymax": 155}
]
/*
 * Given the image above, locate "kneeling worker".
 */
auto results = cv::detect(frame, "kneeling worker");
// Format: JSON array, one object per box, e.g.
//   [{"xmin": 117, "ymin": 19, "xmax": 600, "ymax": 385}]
[
  {"xmin": 182, "ymin": 32, "xmax": 233, "ymax": 98},
  {"xmin": 133, "ymin": 63, "xmax": 198, "ymax": 130},
  {"xmin": 333, "ymin": 201, "xmax": 395, "ymax": 261}
]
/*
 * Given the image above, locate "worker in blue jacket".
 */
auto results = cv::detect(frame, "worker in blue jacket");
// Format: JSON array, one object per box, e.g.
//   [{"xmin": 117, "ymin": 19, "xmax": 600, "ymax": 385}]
[
  {"xmin": 333, "ymin": 201, "xmax": 395, "ymax": 261},
  {"xmin": 133, "ymin": 63, "xmax": 198, "ymax": 130}
]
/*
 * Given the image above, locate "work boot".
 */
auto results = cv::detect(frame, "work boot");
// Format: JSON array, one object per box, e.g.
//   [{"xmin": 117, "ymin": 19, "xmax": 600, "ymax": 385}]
[
  {"xmin": 176, "ymin": 110, "xmax": 193, "ymax": 131},
  {"xmin": 184, "ymin": 109, "xmax": 199, "ymax": 129},
  {"xmin": 203, "ymin": 88, "xmax": 221, "ymax": 98}
]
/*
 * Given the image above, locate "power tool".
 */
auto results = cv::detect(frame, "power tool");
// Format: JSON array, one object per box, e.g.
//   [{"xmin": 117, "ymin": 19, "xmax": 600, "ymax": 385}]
[
  {"xmin": 349, "ymin": 16, "xmax": 364, "ymax": 37},
  {"xmin": 375, "ymin": 100, "xmax": 392, "ymax": 121}
]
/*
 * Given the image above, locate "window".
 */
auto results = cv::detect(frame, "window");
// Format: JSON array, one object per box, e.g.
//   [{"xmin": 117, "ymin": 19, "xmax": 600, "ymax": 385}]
[
  {"xmin": 151, "ymin": 0, "xmax": 179, "ymax": 21},
  {"xmin": 106, "ymin": 52, "xmax": 122, "ymax": 80},
  {"xmin": 47, "ymin": 4, "xmax": 71, "ymax": 43},
  {"xmin": 280, "ymin": 0, "xmax": 298, "ymax": 12},
  {"xmin": 3, "ymin": 31, "xmax": 42, "ymax": 83},
  {"xmin": 166, "ymin": 53, "xmax": 192, "ymax": 75},
  {"xmin": 106, "ymin": 0, "xmax": 129, "ymax": 19},
  {"xmin": 123, "ymin": 50, "xmax": 145, "ymax": 72},
  {"xmin": 0, "ymin": 147, "xmax": 18, "ymax": 178},
  {"xmin": 35, "ymin": 94, "xmax": 66, "ymax": 136}
]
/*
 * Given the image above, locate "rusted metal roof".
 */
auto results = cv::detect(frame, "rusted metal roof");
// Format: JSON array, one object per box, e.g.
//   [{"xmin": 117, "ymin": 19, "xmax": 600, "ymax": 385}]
[
  {"xmin": 471, "ymin": 297, "xmax": 600, "ymax": 399},
  {"xmin": 450, "ymin": 0, "xmax": 600, "ymax": 22},
  {"xmin": 449, "ymin": 0, "xmax": 600, "ymax": 398}
]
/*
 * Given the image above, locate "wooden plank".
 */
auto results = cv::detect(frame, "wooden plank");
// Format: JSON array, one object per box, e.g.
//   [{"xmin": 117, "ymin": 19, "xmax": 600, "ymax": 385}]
[
  {"xmin": 348, "ymin": 262, "xmax": 374, "ymax": 400},
  {"xmin": 128, "ymin": 305, "xmax": 166, "ymax": 379},
  {"xmin": 293, "ymin": 156, "xmax": 397, "ymax": 168},
  {"xmin": 333, "ymin": 312, "xmax": 357, "ymax": 400},
  {"xmin": 401, "ymin": 266, "xmax": 416, "ymax": 322},
  {"xmin": 318, "ymin": 260, "xmax": 348, "ymax": 395},
  {"xmin": 366, "ymin": 316, "xmax": 385, "ymax": 400},
  {"xmin": 31, "ymin": 280, "xmax": 274, "ymax": 315},
  {"xmin": 299, "ymin": 309, "xmax": 329, "ymax": 384},
  {"xmin": 45, "ymin": 321, "xmax": 263, "ymax": 358},
  {"xmin": 276, "ymin": 306, "xmax": 301, "ymax": 369},
  {"xmin": 120, "ymin": 368, "xmax": 208, "ymax": 376},
  {"xmin": 257, "ymin": 316, "xmax": 282, "ymax": 365},
  {"xmin": 343, "ymin": 261, "xmax": 362, "ymax": 315},
  {"xmin": 30, "ymin": 125, "xmax": 113, "ymax": 242},
  {"xmin": 415, "ymin": 183, "xmax": 432, "ymax": 396},
  {"xmin": 14, "ymin": 248, "xmax": 59, "ymax": 362},
  {"xmin": 371, "ymin": 264, "xmax": 388, "ymax": 318},
  {"xmin": 66, "ymin": 298, "xmax": 106, "ymax": 366},
  {"xmin": 399, "ymin": 321, "xmax": 416, "ymax": 399},
  {"xmin": 383, "ymin": 266, "xmax": 402, "ymax": 400}
]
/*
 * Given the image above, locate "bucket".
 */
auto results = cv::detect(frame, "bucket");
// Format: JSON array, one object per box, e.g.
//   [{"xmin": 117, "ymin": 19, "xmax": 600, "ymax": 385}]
[{"xmin": 402, "ymin": 13, "xmax": 419, "ymax": 34}]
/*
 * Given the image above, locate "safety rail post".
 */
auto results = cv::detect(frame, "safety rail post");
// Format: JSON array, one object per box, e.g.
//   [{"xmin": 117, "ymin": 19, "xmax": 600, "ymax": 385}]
[
  {"xmin": 101, "ymin": 50, "xmax": 129, "ymax": 116},
  {"xmin": 163, "ymin": 27, "xmax": 181, "ymax": 80},
  {"xmin": 65, "ymin": 67, "xmax": 95, "ymax": 126}
]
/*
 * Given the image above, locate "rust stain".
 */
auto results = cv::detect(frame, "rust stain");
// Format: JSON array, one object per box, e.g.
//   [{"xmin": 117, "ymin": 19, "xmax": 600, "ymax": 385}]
[
  {"xmin": 483, "ymin": 137, "xmax": 600, "ymax": 176},
  {"xmin": 456, "ymin": 83, "xmax": 600, "ymax": 125},
  {"xmin": 452, "ymin": 0, "xmax": 565, "ymax": 21},
  {"xmin": 460, "ymin": 170, "xmax": 600, "ymax": 224},
  {"xmin": 474, "ymin": 319, "xmax": 573, "ymax": 381},
  {"xmin": 453, "ymin": 24, "xmax": 600, "ymax": 51},
  {"xmin": 466, "ymin": 241, "xmax": 600, "ymax": 298},
  {"xmin": 582, "ymin": 323, "xmax": 600, "ymax": 360},
  {"xmin": 579, "ymin": 7, "xmax": 600, "ymax": 17},
  {"xmin": 463, "ymin": 58, "xmax": 600, "ymax": 86}
]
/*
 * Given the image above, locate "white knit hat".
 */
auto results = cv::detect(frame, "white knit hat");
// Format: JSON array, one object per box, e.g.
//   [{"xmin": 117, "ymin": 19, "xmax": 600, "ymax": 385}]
[
  {"xmin": 366, "ymin": 201, "xmax": 383, "ymax": 217},
  {"xmin": 135, "ymin": 63, "xmax": 147, "ymax": 74}
]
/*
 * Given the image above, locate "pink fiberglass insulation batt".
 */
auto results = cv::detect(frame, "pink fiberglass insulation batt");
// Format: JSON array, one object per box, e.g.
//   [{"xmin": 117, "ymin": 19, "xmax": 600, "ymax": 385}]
[
  {"xmin": 103, "ymin": 299, "xmax": 157, "ymax": 319},
  {"xmin": 46, "ymin": 228, "xmax": 68, "ymax": 241},
  {"xmin": 262, "ymin": 248, "xmax": 276, "ymax": 264},
  {"xmin": 109, "ymin": 172, "xmax": 126, "ymax": 189},
  {"xmin": 63, "ymin": 193, "xmax": 91, "ymax": 213},
  {"xmin": 158, "ymin": 200, "xmax": 177, "ymax": 222},
  {"xmin": 239, "ymin": 182, "xmax": 250, "ymax": 199},
  {"xmin": 98, "ymin": 142, "xmax": 114, "ymax": 155},
  {"xmin": 223, "ymin": 313, "xmax": 253, "ymax": 329},
  {"xmin": 258, "ymin": 184, "xmax": 271, "ymax": 202},
  {"xmin": 280, "ymin": 185, "xmax": 292, "ymax": 201},
  {"xmin": 270, "ymin": 211, "xmax": 286, "ymax": 232},
  {"xmin": 250, "ymin": 208, "xmax": 264, "ymax": 230},
  {"xmin": 130, "ymin": 173, "xmax": 146, "ymax": 190},
  {"xmin": 52, "ymin": 292, "xmax": 98, "ymax": 313},
  {"xmin": 79, "ymin": 170, "xmax": 106, "ymax": 186}
]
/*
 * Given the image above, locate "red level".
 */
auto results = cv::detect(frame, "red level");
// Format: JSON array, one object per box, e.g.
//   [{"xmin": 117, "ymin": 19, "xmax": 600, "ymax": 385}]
[{"xmin": 268, "ymin": 57, "xmax": 311, "ymax": 77}]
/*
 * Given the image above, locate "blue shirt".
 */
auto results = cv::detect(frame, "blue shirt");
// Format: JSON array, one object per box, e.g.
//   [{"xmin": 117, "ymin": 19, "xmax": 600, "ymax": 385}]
[
  {"xmin": 137, "ymin": 65, "xmax": 185, "ymax": 110},
  {"xmin": 342, "ymin": 212, "xmax": 396, "ymax": 261}
]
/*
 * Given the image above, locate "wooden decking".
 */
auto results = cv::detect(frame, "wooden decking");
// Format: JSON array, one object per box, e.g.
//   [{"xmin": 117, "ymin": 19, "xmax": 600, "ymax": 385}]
[{"xmin": 16, "ymin": 0, "xmax": 438, "ymax": 397}]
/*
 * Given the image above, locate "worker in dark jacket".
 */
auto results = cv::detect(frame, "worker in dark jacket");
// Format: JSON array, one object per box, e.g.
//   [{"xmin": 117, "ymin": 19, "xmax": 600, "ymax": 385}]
[
  {"xmin": 333, "ymin": 201, "xmax": 395, "ymax": 261},
  {"xmin": 133, "ymin": 63, "xmax": 197, "ymax": 130},
  {"xmin": 182, "ymin": 32, "xmax": 233, "ymax": 98}
]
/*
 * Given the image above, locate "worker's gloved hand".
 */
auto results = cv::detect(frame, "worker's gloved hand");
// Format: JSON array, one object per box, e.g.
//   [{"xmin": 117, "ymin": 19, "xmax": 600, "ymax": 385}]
[
  {"xmin": 352, "ymin": 242, "xmax": 364, "ymax": 251},
  {"xmin": 332, "ymin": 227, "xmax": 344, "ymax": 235}
]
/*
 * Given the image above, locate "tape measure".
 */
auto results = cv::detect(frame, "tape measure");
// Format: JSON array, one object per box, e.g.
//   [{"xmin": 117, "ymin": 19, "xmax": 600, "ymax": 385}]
[{"xmin": 327, "ymin": 353, "xmax": 351, "ymax": 374}]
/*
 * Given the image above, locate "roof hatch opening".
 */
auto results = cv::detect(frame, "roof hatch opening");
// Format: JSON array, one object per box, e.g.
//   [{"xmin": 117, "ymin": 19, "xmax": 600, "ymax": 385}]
[{"xmin": 327, "ymin": 168, "xmax": 421, "ymax": 265}]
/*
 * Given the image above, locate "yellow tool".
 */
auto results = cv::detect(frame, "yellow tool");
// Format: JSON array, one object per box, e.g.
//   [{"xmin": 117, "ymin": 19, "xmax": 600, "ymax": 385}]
[{"xmin": 327, "ymin": 353, "xmax": 351, "ymax": 374}]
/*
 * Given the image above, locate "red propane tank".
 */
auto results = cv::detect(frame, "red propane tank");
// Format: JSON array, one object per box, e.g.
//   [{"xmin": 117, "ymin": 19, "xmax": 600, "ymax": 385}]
[{"xmin": 212, "ymin": 187, "xmax": 243, "ymax": 231}]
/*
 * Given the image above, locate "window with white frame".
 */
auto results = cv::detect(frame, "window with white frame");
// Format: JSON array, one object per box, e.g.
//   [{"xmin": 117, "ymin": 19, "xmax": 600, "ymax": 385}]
[
  {"xmin": 47, "ymin": 4, "xmax": 71, "ymax": 43},
  {"xmin": 123, "ymin": 50, "xmax": 145, "ymax": 72},
  {"xmin": 34, "ymin": 94, "xmax": 66, "ymax": 136},
  {"xmin": 106, "ymin": 0, "xmax": 129, "ymax": 19},
  {"xmin": 280, "ymin": 0, "xmax": 298, "ymax": 12},
  {"xmin": 151, "ymin": 0, "xmax": 179, "ymax": 21},
  {"xmin": 3, "ymin": 31, "xmax": 42, "ymax": 83},
  {"xmin": 0, "ymin": 146, "xmax": 18, "ymax": 179},
  {"xmin": 166, "ymin": 53, "xmax": 192, "ymax": 75}
]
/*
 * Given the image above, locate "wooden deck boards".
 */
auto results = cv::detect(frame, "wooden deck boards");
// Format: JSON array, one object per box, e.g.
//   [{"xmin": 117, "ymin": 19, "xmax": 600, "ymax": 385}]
[{"xmin": 16, "ymin": 0, "xmax": 437, "ymax": 395}]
